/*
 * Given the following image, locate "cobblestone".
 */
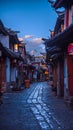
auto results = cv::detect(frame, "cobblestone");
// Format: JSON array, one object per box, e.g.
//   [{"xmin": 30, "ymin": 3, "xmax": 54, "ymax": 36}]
[{"xmin": 0, "ymin": 82, "xmax": 73, "ymax": 130}]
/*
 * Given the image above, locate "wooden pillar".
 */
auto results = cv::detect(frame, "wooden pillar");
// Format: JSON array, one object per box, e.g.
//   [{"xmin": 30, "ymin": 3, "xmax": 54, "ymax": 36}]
[
  {"xmin": 59, "ymin": 59, "xmax": 64, "ymax": 97},
  {"xmin": 67, "ymin": 55, "xmax": 73, "ymax": 96},
  {"xmin": 0, "ymin": 58, "xmax": 6, "ymax": 91},
  {"xmin": 53, "ymin": 65, "xmax": 57, "ymax": 90},
  {"xmin": 57, "ymin": 58, "xmax": 64, "ymax": 97}
]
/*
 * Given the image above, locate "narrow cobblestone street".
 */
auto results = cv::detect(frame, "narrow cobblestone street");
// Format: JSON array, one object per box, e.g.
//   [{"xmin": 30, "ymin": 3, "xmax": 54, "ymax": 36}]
[{"xmin": 0, "ymin": 82, "xmax": 73, "ymax": 130}]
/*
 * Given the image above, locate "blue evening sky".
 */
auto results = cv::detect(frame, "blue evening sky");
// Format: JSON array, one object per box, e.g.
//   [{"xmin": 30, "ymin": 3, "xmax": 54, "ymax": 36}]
[{"xmin": 0, "ymin": 0, "xmax": 57, "ymax": 39}]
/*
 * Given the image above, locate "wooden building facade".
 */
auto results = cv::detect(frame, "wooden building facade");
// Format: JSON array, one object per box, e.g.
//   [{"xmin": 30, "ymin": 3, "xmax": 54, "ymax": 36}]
[
  {"xmin": 0, "ymin": 20, "xmax": 25, "ymax": 91},
  {"xmin": 46, "ymin": 0, "xmax": 73, "ymax": 100}
]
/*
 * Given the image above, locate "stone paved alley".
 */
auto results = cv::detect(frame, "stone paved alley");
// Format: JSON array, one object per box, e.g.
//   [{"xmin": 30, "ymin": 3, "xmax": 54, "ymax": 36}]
[{"xmin": 0, "ymin": 82, "xmax": 73, "ymax": 130}]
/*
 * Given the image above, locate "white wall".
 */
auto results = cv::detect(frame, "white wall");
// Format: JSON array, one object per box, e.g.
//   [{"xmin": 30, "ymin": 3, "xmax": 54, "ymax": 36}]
[
  {"xmin": 6, "ymin": 58, "xmax": 10, "ymax": 82},
  {"xmin": 11, "ymin": 67, "xmax": 17, "ymax": 82},
  {"xmin": 0, "ymin": 34, "xmax": 9, "ymax": 48}
]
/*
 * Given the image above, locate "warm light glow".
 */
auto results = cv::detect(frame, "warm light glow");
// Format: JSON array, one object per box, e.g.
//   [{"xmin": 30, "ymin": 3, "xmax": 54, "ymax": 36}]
[
  {"xmin": 45, "ymin": 71, "xmax": 49, "ymax": 75},
  {"xmin": 61, "ymin": 24, "xmax": 64, "ymax": 32},
  {"xmin": 14, "ymin": 44, "xmax": 18, "ymax": 52},
  {"xmin": 50, "ymin": 30, "xmax": 55, "ymax": 37},
  {"xmin": 50, "ymin": 58, "xmax": 52, "ymax": 61},
  {"xmin": 51, "ymin": 31, "xmax": 54, "ymax": 36}
]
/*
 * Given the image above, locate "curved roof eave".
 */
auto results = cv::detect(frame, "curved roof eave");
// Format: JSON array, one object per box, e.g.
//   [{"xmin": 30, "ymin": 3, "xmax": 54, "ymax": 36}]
[{"xmin": 46, "ymin": 23, "xmax": 73, "ymax": 48}]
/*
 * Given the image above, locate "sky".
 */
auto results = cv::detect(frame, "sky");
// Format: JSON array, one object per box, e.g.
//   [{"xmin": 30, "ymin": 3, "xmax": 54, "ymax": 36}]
[{"xmin": 0, "ymin": 0, "xmax": 57, "ymax": 56}]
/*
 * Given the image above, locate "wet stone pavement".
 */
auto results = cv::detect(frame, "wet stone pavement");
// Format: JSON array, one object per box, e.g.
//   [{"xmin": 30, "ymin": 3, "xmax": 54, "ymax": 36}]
[{"xmin": 0, "ymin": 82, "xmax": 73, "ymax": 130}]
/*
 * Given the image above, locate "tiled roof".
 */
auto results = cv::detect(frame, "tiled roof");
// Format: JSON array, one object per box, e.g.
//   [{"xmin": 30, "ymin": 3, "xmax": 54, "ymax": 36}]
[
  {"xmin": 45, "ymin": 23, "xmax": 73, "ymax": 62},
  {"xmin": 54, "ymin": 12, "xmax": 64, "ymax": 33},
  {"xmin": 46, "ymin": 23, "xmax": 73, "ymax": 48},
  {"xmin": 0, "ymin": 20, "xmax": 20, "ymax": 44},
  {"xmin": 0, "ymin": 20, "xmax": 8, "ymax": 35},
  {"xmin": 0, "ymin": 42, "xmax": 24, "ymax": 61},
  {"xmin": 53, "ymin": 0, "xmax": 73, "ymax": 9}
]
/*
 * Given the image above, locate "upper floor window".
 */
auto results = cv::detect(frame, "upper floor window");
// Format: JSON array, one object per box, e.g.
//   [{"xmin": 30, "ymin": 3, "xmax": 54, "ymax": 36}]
[{"xmin": 14, "ymin": 43, "xmax": 18, "ymax": 52}]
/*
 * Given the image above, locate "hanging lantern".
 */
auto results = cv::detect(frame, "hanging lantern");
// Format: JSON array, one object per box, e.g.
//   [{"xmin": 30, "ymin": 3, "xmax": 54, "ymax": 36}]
[{"xmin": 68, "ymin": 43, "xmax": 73, "ymax": 55}]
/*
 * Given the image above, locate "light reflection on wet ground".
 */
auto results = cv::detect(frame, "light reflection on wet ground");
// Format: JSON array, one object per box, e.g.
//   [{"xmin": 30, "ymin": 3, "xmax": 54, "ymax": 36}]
[
  {"xmin": 0, "ymin": 82, "xmax": 73, "ymax": 130},
  {"xmin": 27, "ymin": 83, "xmax": 63, "ymax": 130}
]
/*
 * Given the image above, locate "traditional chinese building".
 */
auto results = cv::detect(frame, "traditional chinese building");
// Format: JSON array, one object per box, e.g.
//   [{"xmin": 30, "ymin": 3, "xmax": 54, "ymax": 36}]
[
  {"xmin": 0, "ymin": 20, "xmax": 25, "ymax": 91},
  {"xmin": 45, "ymin": 0, "xmax": 73, "ymax": 101}
]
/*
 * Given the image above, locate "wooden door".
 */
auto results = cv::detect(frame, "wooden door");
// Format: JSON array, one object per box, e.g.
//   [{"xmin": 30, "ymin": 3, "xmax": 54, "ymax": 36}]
[
  {"xmin": 59, "ymin": 59, "xmax": 64, "ymax": 97},
  {"xmin": 0, "ymin": 59, "xmax": 6, "ymax": 85}
]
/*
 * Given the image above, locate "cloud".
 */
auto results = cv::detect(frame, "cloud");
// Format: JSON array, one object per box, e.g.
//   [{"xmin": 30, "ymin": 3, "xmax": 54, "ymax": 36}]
[
  {"xmin": 18, "ymin": 37, "xmax": 23, "ymax": 42},
  {"xmin": 25, "ymin": 39, "xmax": 45, "ymax": 56},
  {"xmin": 19, "ymin": 36, "xmax": 45, "ymax": 56},
  {"xmin": 39, "ymin": 44, "xmax": 45, "ymax": 50},
  {"xmin": 24, "ymin": 35, "xmax": 34, "ymax": 39},
  {"xmin": 30, "ymin": 37, "xmax": 44, "ymax": 44}
]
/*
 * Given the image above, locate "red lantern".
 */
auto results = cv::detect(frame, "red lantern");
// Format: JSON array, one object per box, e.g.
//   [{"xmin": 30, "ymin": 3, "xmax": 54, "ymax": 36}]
[{"xmin": 68, "ymin": 43, "xmax": 73, "ymax": 55}]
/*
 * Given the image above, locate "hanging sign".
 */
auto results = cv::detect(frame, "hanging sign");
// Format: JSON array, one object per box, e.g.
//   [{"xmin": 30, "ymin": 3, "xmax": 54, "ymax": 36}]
[{"xmin": 68, "ymin": 43, "xmax": 73, "ymax": 55}]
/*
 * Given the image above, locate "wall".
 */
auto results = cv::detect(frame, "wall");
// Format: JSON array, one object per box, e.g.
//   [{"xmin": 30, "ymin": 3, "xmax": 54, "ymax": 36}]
[
  {"xmin": 0, "ymin": 34, "xmax": 9, "ymax": 48},
  {"xmin": 11, "ymin": 67, "xmax": 17, "ymax": 82},
  {"xmin": 69, "ymin": 5, "xmax": 73, "ymax": 25},
  {"xmin": 6, "ymin": 58, "xmax": 10, "ymax": 83}
]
